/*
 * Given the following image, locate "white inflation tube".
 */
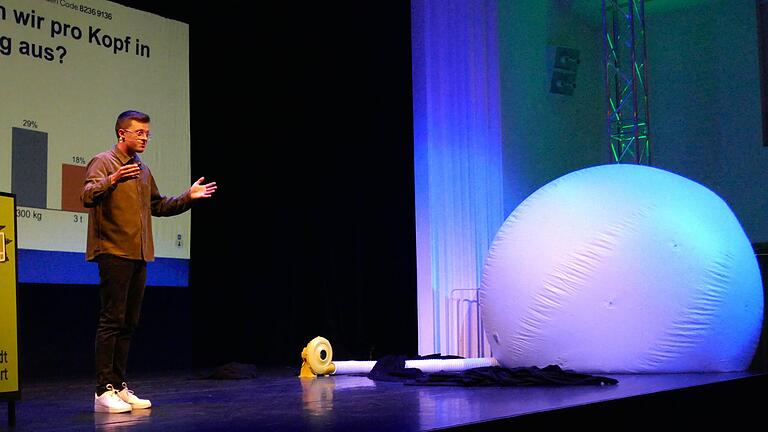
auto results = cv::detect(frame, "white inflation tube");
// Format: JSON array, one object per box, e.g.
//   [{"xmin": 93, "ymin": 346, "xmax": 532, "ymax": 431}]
[
  {"xmin": 332, "ymin": 361, "xmax": 377, "ymax": 375},
  {"xmin": 301, "ymin": 336, "xmax": 501, "ymax": 377},
  {"xmin": 332, "ymin": 357, "xmax": 499, "ymax": 375}
]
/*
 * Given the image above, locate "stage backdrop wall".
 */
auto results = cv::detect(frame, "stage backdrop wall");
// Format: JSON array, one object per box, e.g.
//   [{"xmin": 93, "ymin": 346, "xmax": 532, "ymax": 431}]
[
  {"xmin": 497, "ymin": 1, "xmax": 605, "ymax": 217},
  {"xmin": 185, "ymin": 1, "xmax": 418, "ymax": 367},
  {"xmin": 646, "ymin": 0, "xmax": 768, "ymax": 243}
]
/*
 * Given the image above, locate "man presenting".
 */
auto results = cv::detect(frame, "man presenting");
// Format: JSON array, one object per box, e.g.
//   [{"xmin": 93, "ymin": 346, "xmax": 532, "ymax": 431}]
[{"xmin": 82, "ymin": 110, "xmax": 216, "ymax": 413}]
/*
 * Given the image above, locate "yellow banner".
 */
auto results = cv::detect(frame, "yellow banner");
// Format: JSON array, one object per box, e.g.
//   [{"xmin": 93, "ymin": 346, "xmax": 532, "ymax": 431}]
[{"xmin": 0, "ymin": 193, "xmax": 19, "ymax": 394}]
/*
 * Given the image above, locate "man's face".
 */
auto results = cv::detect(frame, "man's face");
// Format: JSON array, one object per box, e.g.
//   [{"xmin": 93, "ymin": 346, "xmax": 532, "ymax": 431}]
[{"xmin": 119, "ymin": 120, "xmax": 150, "ymax": 154}]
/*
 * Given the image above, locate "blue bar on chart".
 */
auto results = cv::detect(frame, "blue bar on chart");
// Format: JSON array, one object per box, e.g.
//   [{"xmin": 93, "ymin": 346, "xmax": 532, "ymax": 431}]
[{"xmin": 11, "ymin": 127, "xmax": 48, "ymax": 208}]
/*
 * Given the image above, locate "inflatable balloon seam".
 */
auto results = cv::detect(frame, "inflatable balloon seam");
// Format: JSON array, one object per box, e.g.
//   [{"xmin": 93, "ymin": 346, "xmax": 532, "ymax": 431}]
[
  {"xmin": 507, "ymin": 207, "xmax": 653, "ymax": 364},
  {"xmin": 639, "ymin": 254, "xmax": 731, "ymax": 371}
]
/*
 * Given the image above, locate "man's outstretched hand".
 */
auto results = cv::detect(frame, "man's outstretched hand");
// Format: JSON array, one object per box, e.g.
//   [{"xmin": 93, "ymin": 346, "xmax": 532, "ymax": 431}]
[{"xmin": 189, "ymin": 177, "xmax": 217, "ymax": 199}]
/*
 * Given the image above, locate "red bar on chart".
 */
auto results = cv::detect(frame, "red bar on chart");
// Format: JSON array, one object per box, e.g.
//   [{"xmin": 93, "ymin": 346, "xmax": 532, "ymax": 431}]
[{"xmin": 61, "ymin": 164, "xmax": 87, "ymax": 212}]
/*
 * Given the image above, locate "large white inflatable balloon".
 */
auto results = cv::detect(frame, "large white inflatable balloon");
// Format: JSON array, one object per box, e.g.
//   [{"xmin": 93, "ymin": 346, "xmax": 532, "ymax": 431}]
[{"xmin": 480, "ymin": 164, "xmax": 763, "ymax": 373}]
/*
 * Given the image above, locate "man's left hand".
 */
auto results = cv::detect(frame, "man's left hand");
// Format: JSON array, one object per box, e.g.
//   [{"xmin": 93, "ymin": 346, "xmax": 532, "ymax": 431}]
[{"xmin": 189, "ymin": 177, "xmax": 217, "ymax": 199}]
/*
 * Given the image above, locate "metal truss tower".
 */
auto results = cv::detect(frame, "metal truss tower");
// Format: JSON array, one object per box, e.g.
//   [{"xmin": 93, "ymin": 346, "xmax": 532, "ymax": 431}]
[{"xmin": 603, "ymin": 0, "xmax": 651, "ymax": 164}]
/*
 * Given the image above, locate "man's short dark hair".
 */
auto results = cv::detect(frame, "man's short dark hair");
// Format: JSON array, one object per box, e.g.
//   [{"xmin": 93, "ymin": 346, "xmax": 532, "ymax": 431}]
[{"xmin": 115, "ymin": 110, "xmax": 150, "ymax": 138}]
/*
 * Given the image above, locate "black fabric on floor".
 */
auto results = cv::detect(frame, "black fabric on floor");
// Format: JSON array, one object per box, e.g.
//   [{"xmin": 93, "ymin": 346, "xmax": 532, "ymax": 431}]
[
  {"xmin": 367, "ymin": 355, "xmax": 618, "ymax": 387},
  {"xmin": 367, "ymin": 354, "xmax": 463, "ymax": 382},
  {"xmin": 408, "ymin": 365, "xmax": 618, "ymax": 387}
]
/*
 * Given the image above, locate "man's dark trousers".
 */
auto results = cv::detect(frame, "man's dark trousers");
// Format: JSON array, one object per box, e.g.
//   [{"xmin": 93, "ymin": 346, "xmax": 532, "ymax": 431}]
[{"xmin": 94, "ymin": 254, "xmax": 147, "ymax": 394}]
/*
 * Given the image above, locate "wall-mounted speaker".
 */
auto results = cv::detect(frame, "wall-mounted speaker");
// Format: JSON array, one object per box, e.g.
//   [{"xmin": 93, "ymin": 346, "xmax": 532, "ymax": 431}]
[{"xmin": 548, "ymin": 46, "xmax": 580, "ymax": 96}]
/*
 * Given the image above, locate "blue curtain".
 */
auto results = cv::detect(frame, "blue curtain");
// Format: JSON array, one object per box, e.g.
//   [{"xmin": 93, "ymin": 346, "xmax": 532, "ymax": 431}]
[{"xmin": 412, "ymin": 0, "xmax": 505, "ymax": 355}]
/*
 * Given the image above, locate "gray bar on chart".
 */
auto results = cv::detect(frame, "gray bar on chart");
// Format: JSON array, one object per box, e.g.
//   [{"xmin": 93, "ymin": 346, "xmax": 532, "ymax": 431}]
[{"xmin": 12, "ymin": 127, "xmax": 48, "ymax": 208}]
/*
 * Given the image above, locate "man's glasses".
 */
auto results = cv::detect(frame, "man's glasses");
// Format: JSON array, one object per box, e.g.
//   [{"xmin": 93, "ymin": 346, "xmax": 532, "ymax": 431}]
[{"xmin": 122, "ymin": 129, "xmax": 152, "ymax": 139}]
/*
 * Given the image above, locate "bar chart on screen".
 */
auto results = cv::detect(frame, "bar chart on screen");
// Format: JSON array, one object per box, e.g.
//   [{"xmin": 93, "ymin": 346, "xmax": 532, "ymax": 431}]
[
  {"xmin": 11, "ymin": 127, "xmax": 88, "ymax": 213},
  {"xmin": 4, "ymin": 123, "xmax": 91, "ymax": 254}
]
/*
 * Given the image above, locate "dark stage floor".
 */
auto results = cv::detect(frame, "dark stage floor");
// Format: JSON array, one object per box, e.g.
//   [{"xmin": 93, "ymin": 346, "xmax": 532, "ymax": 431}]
[{"xmin": 2, "ymin": 367, "xmax": 766, "ymax": 431}]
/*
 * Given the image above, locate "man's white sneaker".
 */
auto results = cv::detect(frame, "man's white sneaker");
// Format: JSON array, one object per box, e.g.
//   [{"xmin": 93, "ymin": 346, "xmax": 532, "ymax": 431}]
[
  {"xmin": 94, "ymin": 384, "xmax": 132, "ymax": 413},
  {"xmin": 118, "ymin": 382, "xmax": 152, "ymax": 409}
]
